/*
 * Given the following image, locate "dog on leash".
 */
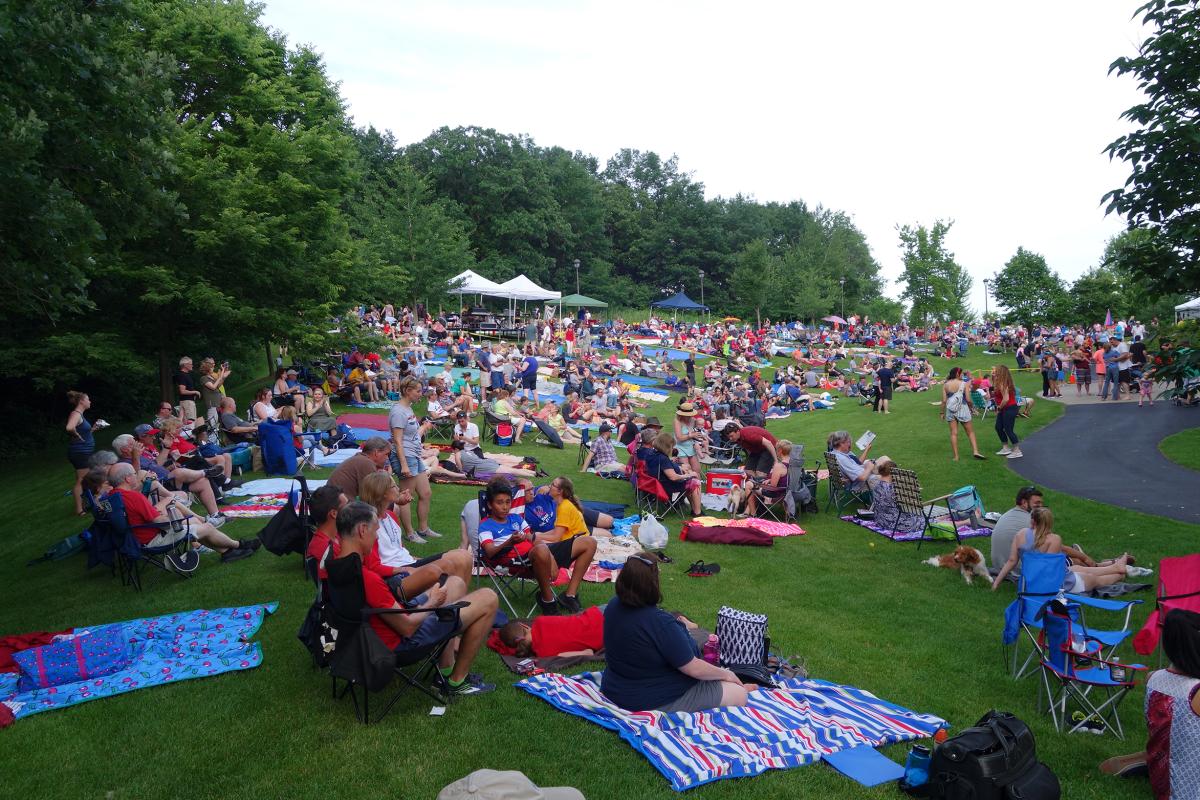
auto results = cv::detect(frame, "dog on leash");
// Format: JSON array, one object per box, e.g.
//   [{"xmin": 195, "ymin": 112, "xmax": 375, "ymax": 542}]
[{"xmin": 923, "ymin": 546, "xmax": 989, "ymax": 585}]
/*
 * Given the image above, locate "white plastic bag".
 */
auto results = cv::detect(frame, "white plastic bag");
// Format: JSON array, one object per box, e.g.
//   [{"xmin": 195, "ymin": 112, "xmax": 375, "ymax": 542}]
[{"xmin": 637, "ymin": 514, "xmax": 669, "ymax": 550}]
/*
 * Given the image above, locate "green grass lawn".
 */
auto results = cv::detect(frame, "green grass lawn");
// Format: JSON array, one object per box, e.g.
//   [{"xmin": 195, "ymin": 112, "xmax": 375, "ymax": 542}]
[
  {"xmin": 2, "ymin": 347, "xmax": 1195, "ymax": 800},
  {"xmin": 1159, "ymin": 427, "xmax": 1200, "ymax": 472}
]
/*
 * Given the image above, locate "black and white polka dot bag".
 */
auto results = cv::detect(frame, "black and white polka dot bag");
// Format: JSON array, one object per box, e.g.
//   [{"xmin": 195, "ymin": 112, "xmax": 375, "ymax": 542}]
[{"xmin": 715, "ymin": 606, "xmax": 769, "ymax": 667}]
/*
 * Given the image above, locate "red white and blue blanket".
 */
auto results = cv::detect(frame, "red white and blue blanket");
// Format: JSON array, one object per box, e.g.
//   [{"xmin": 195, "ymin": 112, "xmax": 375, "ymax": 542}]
[{"xmin": 517, "ymin": 671, "xmax": 944, "ymax": 791}]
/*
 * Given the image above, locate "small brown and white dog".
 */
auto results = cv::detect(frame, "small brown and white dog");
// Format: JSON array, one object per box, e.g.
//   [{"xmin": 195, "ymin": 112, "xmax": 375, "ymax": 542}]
[{"xmin": 923, "ymin": 546, "xmax": 989, "ymax": 585}]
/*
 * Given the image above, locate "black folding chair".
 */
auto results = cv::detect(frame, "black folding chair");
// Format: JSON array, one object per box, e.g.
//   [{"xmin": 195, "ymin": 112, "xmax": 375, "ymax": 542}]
[
  {"xmin": 823, "ymin": 451, "xmax": 872, "ymax": 514},
  {"xmin": 324, "ymin": 553, "xmax": 467, "ymax": 724},
  {"xmin": 85, "ymin": 491, "xmax": 198, "ymax": 591}
]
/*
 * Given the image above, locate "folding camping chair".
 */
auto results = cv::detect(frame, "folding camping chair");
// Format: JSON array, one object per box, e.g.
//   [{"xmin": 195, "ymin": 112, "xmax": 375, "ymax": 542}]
[
  {"xmin": 633, "ymin": 461, "xmax": 690, "ymax": 518},
  {"xmin": 481, "ymin": 408, "xmax": 508, "ymax": 445},
  {"xmin": 323, "ymin": 553, "xmax": 467, "ymax": 724},
  {"xmin": 1002, "ymin": 551, "xmax": 1141, "ymax": 680},
  {"xmin": 706, "ymin": 428, "xmax": 739, "ymax": 466},
  {"xmin": 824, "ymin": 451, "xmax": 872, "ymax": 513},
  {"xmin": 1037, "ymin": 602, "xmax": 1146, "ymax": 740},
  {"xmin": 751, "ymin": 446, "xmax": 815, "ymax": 522},
  {"xmin": 1133, "ymin": 553, "xmax": 1200, "ymax": 660},
  {"xmin": 85, "ymin": 491, "xmax": 198, "ymax": 591},
  {"xmin": 425, "ymin": 415, "xmax": 456, "ymax": 443},
  {"xmin": 890, "ymin": 471, "xmax": 982, "ymax": 549},
  {"xmin": 464, "ymin": 491, "xmax": 541, "ymax": 619},
  {"xmin": 576, "ymin": 427, "xmax": 592, "ymax": 466},
  {"xmin": 970, "ymin": 389, "xmax": 993, "ymax": 419}
]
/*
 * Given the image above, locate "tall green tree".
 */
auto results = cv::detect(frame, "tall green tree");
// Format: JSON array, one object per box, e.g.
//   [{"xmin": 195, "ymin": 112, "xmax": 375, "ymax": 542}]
[
  {"xmin": 990, "ymin": 247, "xmax": 1069, "ymax": 327},
  {"xmin": 730, "ymin": 241, "xmax": 777, "ymax": 326},
  {"xmin": 1104, "ymin": 0, "xmax": 1200, "ymax": 293},
  {"xmin": 896, "ymin": 221, "xmax": 972, "ymax": 323}
]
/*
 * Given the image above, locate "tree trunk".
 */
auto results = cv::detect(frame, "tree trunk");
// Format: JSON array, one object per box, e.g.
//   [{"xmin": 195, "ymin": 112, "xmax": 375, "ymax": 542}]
[
  {"xmin": 157, "ymin": 317, "xmax": 173, "ymax": 403},
  {"xmin": 265, "ymin": 340, "xmax": 274, "ymax": 377}
]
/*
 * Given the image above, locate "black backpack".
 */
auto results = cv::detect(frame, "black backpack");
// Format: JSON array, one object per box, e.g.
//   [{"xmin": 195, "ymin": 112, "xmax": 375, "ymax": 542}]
[{"xmin": 903, "ymin": 711, "xmax": 1060, "ymax": 800}]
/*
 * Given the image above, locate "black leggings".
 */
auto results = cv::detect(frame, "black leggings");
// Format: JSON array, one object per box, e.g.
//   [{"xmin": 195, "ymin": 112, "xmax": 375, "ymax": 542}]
[{"xmin": 995, "ymin": 405, "xmax": 1019, "ymax": 445}]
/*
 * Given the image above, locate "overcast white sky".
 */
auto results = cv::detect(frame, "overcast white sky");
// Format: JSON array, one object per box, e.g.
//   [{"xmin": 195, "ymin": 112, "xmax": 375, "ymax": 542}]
[{"xmin": 259, "ymin": 0, "xmax": 1148, "ymax": 312}]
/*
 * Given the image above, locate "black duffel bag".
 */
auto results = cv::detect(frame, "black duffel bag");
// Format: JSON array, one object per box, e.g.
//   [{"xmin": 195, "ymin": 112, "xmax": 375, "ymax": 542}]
[{"xmin": 903, "ymin": 710, "xmax": 1060, "ymax": 800}]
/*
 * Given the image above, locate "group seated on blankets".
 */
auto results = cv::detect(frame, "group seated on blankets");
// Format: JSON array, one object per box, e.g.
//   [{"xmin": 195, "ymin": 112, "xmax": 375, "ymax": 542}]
[
  {"xmin": 580, "ymin": 423, "xmax": 626, "ymax": 476},
  {"xmin": 637, "ymin": 429, "xmax": 704, "ymax": 516},
  {"xmin": 493, "ymin": 604, "xmax": 705, "ymax": 661},
  {"xmin": 448, "ymin": 439, "xmax": 539, "ymax": 480}
]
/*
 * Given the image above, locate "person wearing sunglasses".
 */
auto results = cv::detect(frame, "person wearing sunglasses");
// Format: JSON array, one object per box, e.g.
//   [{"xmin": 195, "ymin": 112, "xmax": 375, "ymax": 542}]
[{"xmin": 601, "ymin": 553, "xmax": 754, "ymax": 713}]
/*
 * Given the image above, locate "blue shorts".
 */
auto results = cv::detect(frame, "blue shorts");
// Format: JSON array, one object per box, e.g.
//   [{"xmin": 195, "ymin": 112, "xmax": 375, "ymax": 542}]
[
  {"xmin": 491, "ymin": 371, "xmax": 505, "ymax": 389},
  {"xmin": 395, "ymin": 610, "xmax": 459, "ymax": 654},
  {"xmin": 406, "ymin": 455, "xmax": 427, "ymax": 476}
]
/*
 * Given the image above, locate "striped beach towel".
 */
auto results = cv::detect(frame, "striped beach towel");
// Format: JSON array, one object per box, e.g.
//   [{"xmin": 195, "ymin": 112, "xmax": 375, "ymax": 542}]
[{"xmin": 518, "ymin": 672, "xmax": 943, "ymax": 792}]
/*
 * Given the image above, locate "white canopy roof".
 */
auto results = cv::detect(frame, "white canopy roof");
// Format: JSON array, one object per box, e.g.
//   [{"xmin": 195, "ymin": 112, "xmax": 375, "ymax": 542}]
[
  {"xmin": 449, "ymin": 269, "xmax": 507, "ymax": 297},
  {"xmin": 1175, "ymin": 297, "xmax": 1200, "ymax": 311},
  {"xmin": 495, "ymin": 274, "xmax": 561, "ymax": 301}
]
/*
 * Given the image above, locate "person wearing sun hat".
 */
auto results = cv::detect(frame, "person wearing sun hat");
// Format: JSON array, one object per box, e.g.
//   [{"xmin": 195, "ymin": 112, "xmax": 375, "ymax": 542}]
[{"xmin": 673, "ymin": 402, "xmax": 706, "ymax": 476}]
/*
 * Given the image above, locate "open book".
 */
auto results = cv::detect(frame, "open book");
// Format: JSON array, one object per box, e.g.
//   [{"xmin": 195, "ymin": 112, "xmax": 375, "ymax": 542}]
[{"xmin": 856, "ymin": 431, "xmax": 876, "ymax": 451}]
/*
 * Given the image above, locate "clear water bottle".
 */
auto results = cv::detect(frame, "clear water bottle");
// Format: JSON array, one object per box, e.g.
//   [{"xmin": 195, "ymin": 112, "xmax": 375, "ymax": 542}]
[{"xmin": 702, "ymin": 635, "xmax": 720, "ymax": 664}]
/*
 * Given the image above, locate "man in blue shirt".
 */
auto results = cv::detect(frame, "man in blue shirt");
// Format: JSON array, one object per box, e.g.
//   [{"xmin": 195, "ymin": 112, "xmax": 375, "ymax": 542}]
[
  {"xmin": 519, "ymin": 350, "xmax": 540, "ymax": 406},
  {"xmin": 1100, "ymin": 343, "xmax": 1122, "ymax": 401}
]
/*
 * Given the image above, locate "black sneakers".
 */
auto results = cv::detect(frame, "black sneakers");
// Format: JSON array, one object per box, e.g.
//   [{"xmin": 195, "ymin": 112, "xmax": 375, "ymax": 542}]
[
  {"xmin": 537, "ymin": 596, "xmax": 560, "ymax": 616},
  {"xmin": 221, "ymin": 547, "xmax": 256, "ymax": 564},
  {"xmin": 558, "ymin": 594, "xmax": 582, "ymax": 614}
]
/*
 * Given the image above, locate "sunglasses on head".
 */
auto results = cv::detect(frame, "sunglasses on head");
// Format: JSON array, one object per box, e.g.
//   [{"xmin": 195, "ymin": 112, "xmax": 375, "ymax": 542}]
[{"xmin": 629, "ymin": 554, "xmax": 657, "ymax": 568}]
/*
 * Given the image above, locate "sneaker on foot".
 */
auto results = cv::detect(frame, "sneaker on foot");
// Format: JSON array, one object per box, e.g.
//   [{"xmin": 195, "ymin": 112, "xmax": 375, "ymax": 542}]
[
  {"xmin": 996, "ymin": 447, "xmax": 1012, "ymax": 456},
  {"xmin": 1006, "ymin": 450, "xmax": 1023, "ymax": 459},
  {"xmin": 207, "ymin": 513, "xmax": 227, "ymax": 528},
  {"xmin": 1126, "ymin": 565, "xmax": 1154, "ymax": 578},
  {"xmin": 238, "ymin": 538, "xmax": 262, "ymax": 552},
  {"xmin": 450, "ymin": 678, "xmax": 496, "ymax": 696},
  {"xmin": 420, "ymin": 528, "xmax": 443, "ymax": 539},
  {"xmin": 406, "ymin": 531, "xmax": 428, "ymax": 544},
  {"xmin": 537, "ymin": 596, "xmax": 560, "ymax": 616},
  {"xmin": 558, "ymin": 594, "xmax": 582, "ymax": 614},
  {"xmin": 220, "ymin": 547, "xmax": 255, "ymax": 564}
]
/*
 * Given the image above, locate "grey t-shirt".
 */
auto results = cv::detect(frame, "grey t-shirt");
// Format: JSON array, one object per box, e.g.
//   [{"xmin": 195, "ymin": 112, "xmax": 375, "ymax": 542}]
[
  {"xmin": 459, "ymin": 448, "xmax": 499, "ymax": 476},
  {"xmin": 387, "ymin": 402, "xmax": 424, "ymax": 459},
  {"xmin": 991, "ymin": 507, "xmax": 1032, "ymax": 571}
]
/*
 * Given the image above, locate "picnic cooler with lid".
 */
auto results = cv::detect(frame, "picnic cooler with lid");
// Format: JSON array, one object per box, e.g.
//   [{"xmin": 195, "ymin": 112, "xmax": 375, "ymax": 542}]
[{"xmin": 704, "ymin": 469, "xmax": 746, "ymax": 496}]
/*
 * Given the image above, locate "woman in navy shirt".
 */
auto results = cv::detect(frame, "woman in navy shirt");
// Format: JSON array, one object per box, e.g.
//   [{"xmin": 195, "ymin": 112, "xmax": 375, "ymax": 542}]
[{"xmin": 601, "ymin": 554, "xmax": 752, "ymax": 712}]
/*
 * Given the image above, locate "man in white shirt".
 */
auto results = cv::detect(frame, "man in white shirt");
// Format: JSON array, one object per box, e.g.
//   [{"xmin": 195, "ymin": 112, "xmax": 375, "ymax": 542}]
[
  {"xmin": 452, "ymin": 411, "xmax": 480, "ymax": 447},
  {"xmin": 827, "ymin": 430, "xmax": 887, "ymax": 491},
  {"xmin": 426, "ymin": 387, "xmax": 450, "ymax": 420}
]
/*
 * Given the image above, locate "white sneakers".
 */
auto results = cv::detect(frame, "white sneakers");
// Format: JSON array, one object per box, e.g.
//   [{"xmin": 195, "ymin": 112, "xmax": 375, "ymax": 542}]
[
  {"xmin": 1126, "ymin": 565, "xmax": 1154, "ymax": 578},
  {"xmin": 1006, "ymin": 449, "xmax": 1024, "ymax": 459},
  {"xmin": 996, "ymin": 446, "xmax": 1012, "ymax": 456}
]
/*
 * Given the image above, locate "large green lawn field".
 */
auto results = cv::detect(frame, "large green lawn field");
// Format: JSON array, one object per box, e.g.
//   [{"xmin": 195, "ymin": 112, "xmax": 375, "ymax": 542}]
[{"xmin": 1, "ymin": 348, "xmax": 1194, "ymax": 800}]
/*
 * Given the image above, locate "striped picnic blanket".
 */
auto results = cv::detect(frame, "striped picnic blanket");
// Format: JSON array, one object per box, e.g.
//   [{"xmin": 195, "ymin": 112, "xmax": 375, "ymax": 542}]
[
  {"xmin": 518, "ymin": 672, "xmax": 943, "ymax": 791},
  {"xmin": 221, "ymin": 493, "xmax": 292, "ymax": 518}
]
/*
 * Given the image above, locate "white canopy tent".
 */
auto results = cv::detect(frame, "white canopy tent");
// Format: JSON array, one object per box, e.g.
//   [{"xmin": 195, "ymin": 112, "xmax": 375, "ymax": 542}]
[
  {"xmin": 495, "ymin": 274, "xmax": 561, "ymax": 302},
  {"xmin": 449, "ymin": 269, "xmax": 508, "ymax": 298},
  {"xmin": 1176, "ymin": 297, "xmax": 1200, "ymax": 321}
]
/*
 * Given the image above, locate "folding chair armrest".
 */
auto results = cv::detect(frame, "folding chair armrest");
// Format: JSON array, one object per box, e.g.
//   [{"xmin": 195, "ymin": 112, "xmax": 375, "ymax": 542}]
[
  {"xmin": 364, "ymin": 600, "xmax": 469, "ymax": 618},
  {"xmin": 1066, "ymin": 593, "xmax": 1143, "ymax": 613},
  {"xmin": 925, "ymin": 492, "xmax": 954, "ymax": 504}
]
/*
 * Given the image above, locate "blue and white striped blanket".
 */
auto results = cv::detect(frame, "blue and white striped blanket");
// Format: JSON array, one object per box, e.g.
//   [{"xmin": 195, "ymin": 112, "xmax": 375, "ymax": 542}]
[{"xmin": 518, "ymin": 672, "xmax": 944, "ymax": 792}]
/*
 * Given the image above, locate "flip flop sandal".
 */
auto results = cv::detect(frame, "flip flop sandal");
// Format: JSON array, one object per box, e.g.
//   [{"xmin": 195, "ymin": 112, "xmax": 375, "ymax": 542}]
[
  {"xmin": 654, "ymin": 550, "xmax": 673, "ymax": 564},
  {"xmin": 686, "ymin": 560, "xmax": 720, "ymax": 577}
]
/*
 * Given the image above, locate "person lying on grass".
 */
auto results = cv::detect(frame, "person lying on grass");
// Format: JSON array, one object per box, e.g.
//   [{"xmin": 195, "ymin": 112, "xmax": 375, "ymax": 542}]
[
  {"xmin": 336, "ymin": 499, "xmax": 498, "ymax": 697},
  {"xmin": 478, "ymin": 478, "xmax": 597, "ymax": 616},
  {"xmin": 498, "ymin": 604, "xmax": 703, "ymax": 659},
  {"xmin": 601, "ymin": 553, "xmax": 755, "ymax": 713}
]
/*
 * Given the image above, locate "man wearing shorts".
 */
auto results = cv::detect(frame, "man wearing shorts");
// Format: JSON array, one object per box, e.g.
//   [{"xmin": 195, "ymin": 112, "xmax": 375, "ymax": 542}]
[
  {"xmin": 519, "ymin": 350, "xmax": 540, "ymax": 406},
  {"xmin": 477, "ymin": 480, "xmax": 596, "ymax": 616},
  {"xmin": 723, "ymin": 422, "xmax": 778, "ymax": 479},
  {"xmin": 337, "ymin": 501, "xmax": 497, "ymax": 697}
]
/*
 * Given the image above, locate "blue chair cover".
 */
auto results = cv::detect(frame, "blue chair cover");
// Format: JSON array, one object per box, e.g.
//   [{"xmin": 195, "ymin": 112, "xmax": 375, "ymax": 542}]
[{"xmin": 258, "ymin": 418, "xmax": 298, "ymax": 476}]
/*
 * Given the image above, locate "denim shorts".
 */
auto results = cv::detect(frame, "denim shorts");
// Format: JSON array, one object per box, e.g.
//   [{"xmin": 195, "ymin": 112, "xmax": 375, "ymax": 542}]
[{"xmin": 406, "ymin": 455, "xmax": 427, "ymax": 476}]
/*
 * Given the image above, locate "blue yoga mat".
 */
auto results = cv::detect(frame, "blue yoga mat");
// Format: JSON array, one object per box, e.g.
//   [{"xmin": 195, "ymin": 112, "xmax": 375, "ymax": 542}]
[
  {"xmin": 822, "ymin": 746, "xmax": 905, "ymax": 787},
  {"xmin": 617, "ymin": 374, "xmax": 658, "ymax": 386}
]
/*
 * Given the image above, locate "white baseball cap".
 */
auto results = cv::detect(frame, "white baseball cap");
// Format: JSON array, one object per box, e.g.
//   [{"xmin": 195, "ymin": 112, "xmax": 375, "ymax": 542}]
[{"xmin": 436, "ymin": 770, "xmax": 584, "ymax": 800}]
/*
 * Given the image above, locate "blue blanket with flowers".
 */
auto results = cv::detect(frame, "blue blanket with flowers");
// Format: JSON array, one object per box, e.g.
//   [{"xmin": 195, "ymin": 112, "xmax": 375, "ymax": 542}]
[{"xmin": 1, "ymin": 603, "xmax": 276, "ymax": 726}]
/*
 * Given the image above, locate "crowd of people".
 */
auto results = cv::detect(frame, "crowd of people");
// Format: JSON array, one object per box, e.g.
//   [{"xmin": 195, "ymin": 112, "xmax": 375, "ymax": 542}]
[{"xmin": 56, "ymin": 300, "xmax": 1196, "ymax": 782}]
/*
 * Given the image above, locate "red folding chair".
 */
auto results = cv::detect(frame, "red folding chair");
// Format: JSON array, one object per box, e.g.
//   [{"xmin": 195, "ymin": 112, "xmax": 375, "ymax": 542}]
[{"xmin": 1133, "ymin": 553, "xmax": 1200, "ymax": 657}]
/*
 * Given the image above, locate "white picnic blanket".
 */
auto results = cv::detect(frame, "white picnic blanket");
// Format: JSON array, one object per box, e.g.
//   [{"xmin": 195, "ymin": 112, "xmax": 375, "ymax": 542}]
[{"xmin": 224, "ymin": 478, "xmax": 327, "ymax": 497}]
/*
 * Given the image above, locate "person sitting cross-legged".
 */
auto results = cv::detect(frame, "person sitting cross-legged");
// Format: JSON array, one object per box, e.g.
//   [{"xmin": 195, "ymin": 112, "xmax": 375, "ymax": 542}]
[
  {"xmin": 336, "ymin": 500, "xmax": 498, "ymax": 696},
  {"xmin": 101, "ymin": 463, "xmax": 257, "ymax": 563},
  {"xmin": 477, "ymin": 478, "xmax": 597, "ymax": 616},
  {"xmin": 580, "ymin": 422, "xmax": 624, "ymax": 475}
]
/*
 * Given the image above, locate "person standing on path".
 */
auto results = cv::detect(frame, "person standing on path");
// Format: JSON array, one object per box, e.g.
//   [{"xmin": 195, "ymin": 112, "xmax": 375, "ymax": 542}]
[
  {"xmin": 1100, "ymin": 343, "xmax": 1122, "ymax": 401},
  {"xmin": 991, "ymin": 365, "xmax": 1023, "ymax": 459},
  {"xmin": 1070, "ymin": 343, "xmax": 1092, "ymax": 396},
  {"xmin": 940, "ymin": 367, "xmax": 984, "ymax": 461}
]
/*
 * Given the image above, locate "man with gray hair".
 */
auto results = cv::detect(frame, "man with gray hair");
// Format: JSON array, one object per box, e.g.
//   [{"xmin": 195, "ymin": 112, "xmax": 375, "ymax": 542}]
[
  {"xmin": 112, "ymin": 432, "xmax": 225, "ymax": 526},
  {"xmin": 827, "ymin": 430, "xmax": 888, "ymax": 493},
  {"xmin": 106, "ymin": 462, "xmax": 256, "ymax": 563},
  {"xmin": 174, "ymin": 356, "xmax": 200, "ymax": 422}
]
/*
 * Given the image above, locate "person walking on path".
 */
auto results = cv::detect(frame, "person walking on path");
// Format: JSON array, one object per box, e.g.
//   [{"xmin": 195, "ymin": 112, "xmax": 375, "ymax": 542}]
[
  {"xmin": 991, "ymin": 365, "xmax": 1023, "ymax": 459},
  {"xmin": 940, "ymin": 367, "xmax": 984, "ymax": 461}
]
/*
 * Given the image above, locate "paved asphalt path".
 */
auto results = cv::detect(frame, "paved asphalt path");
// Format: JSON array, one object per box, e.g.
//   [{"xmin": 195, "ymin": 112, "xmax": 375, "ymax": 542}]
[{"xmin": 1007, "ymin": 402, "xmax": 1200, "ymax": 524}]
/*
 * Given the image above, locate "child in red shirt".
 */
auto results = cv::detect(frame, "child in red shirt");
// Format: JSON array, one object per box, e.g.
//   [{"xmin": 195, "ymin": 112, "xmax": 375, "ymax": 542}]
[{"xmin": 498, "ymin": 606, "xmax": 605, "ymax": 658}]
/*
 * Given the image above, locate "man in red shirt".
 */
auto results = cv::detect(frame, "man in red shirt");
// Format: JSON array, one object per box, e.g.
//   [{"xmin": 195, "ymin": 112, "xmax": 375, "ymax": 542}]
[
  {"xmin": 106, "ymin": 462, "xmax": 256, "ymax": 563},
  {"xmin": 335, "ymin": 501, "xmax": 498, "ymax": 696},
  {"xmin": 722, "ymin": 422, "xmax": 779, "ymax": 479},
  {"xmin": 307, "ymin": 485, "xmax": 471, "ymax": 600}
]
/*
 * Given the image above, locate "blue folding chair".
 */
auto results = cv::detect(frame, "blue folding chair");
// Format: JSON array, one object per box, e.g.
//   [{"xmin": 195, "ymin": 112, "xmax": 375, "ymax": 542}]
[
  {"xmin": 1002, "ymin": 552, "xmax": 1140, "ymax": 679},
  {"xmin": 86, "ymin": 491, "xmax": 198, "ymax": 591},
  {"xmin": 1037, "ymin": 602, "xmax": 1145, "ymax": 739}
]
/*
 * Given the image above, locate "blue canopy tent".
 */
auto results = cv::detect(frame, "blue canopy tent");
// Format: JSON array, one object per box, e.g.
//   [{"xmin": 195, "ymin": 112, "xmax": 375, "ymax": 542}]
[{"xmin": 650, "ymin": 291, "xmax": 709, "ymax": 317}]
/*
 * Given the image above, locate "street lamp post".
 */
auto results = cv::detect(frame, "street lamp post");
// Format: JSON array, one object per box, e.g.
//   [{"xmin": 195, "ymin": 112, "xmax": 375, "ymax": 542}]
[
  {"xmin": 573, "ymin": 259, "xmax": 581, "ymax": 295},
  {"xmin": 699, "ymin": 269, "xmax": 705, "ymax": 313},
  {"xmin": 839, "ymin": 277, "xmax": 845, "ymax": 319},
  {"xmin": 983, "ymin": 279, "xmax": 990, "ymax": 320}
]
